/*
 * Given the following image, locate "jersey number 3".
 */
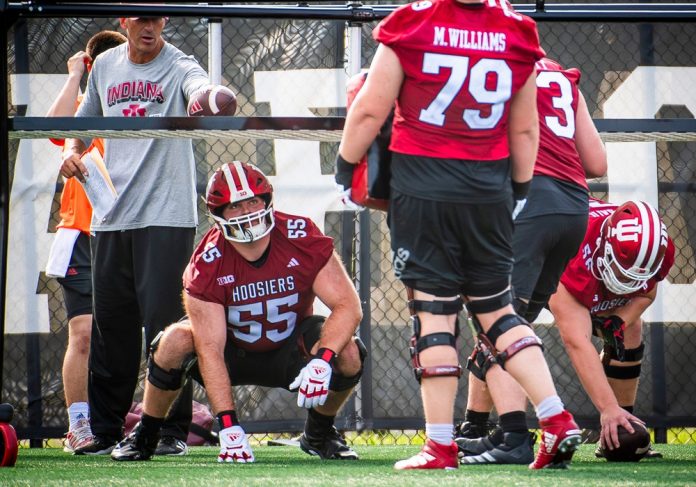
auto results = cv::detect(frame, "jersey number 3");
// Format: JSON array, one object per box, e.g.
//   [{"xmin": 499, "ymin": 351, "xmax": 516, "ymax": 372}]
[
  {"xmin": 418, "ymin": 53, "xmax": 512, "ymax": 130},
  {"xmin": 536, "ymin": 70, "xmax": 576, "ymax": 139}
]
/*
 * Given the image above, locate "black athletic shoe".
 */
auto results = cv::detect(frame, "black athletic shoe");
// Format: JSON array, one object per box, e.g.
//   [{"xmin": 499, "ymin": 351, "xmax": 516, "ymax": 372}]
[
  {"xmin": 73, "ymin": 435, "xmax": 118, "ymax": 456},
  {"xmin": 154, "ymin": 436, "xmax": 189, "ymax": 456},
  {"xmin": 454, "ymin": 420, "xmax": 497, "ymax": 440},
  {"xmin": 299, "ymin": 426, "xmax": 358, "ymax": 460},
  {"xmin": 111, "ymin": 423, "xmax": 159, "ymax": 461},
  {"xmin": 456, "ymin": 427, "xmax": 504, "ymax": 456},
  {"xmin": 581, "ymin": 429, "xmax": 601, "ymax": 444},
  {"xmin": 459, "ymin": 432, "xmax": 536, "ymax": 465}
]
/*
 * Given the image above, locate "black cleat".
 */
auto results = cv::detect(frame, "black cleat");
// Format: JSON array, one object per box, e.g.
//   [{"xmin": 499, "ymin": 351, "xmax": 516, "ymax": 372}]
[
  {"xmin": 73, "ymin": 435, "xmax": 118, "ymax": 456},
  {"xmin": 111, "ymin": 423, "xmax": 160, "ymax": 461},
  {"xmin": 582, "ymin": 429, "xmax": 601, "ymax": 444},
  {"xmin": 155, "ymin": 436, "xmax": 188, "ymax": 456},
  {"xmin": 454, "ymin": 420, "xmax": 497, "ymax": 440},
  {"xmin": 299, "ymin": 426, "xmax": 358, "ymax": 460},
  {"xmin": 456, "ymin": 427, "xmax": 504, "ymax": 456},
  {"xmin": 460, "ymin": 432, "xmax": 535, "ymax": 465},
  {"xmin": 644, "ymin": 448, "xmax": 664, "ymax": 459}
]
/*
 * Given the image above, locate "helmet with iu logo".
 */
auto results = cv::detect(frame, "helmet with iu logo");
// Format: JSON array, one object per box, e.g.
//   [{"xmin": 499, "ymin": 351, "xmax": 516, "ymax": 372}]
[
  {"xmin": 594, "ymin": 200, "xmax": 668, "ymax": 295},
  {"xmin": 205, "ymin": 161, "xmax": 274, "ymax": 243}
]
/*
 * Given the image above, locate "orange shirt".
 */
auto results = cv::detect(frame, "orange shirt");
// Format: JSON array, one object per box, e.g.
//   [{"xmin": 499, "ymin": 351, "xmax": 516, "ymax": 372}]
[{"xmin": 52, "ymin": 137, "xmax": 103, "ymax": 235}]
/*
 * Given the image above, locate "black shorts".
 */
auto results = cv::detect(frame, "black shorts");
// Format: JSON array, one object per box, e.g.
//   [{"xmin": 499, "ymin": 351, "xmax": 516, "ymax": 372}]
[
  {"xmin": 388, "ymin": 189, "xmax": 513, "ymax": 297},
  {"xmin": 190, "ymin": 315, "xmax": 339, "ymax": 390},
  {"xmin": 512, "ymin": 212, "xmax": 588, "ymax": 301},
  {"xmin": 57, "ymin": 232, "xmax": 92, "ymax": 319}
]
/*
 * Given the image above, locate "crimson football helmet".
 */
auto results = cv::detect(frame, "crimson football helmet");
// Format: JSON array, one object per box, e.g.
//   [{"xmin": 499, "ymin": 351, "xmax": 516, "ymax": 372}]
[
  {"xmin": 593, "ymin": 200, "xmax": 668, "ymax": 295},
  {"xmin": 205, "ymin": 161, "xmax": 274, "ymax": 243}
]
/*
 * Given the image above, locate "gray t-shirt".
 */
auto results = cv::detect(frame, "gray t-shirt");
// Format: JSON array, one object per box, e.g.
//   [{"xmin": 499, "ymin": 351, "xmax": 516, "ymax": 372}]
[{"xmin": 76, "ymin": 42, "xmax": 209, "ymax": 231}]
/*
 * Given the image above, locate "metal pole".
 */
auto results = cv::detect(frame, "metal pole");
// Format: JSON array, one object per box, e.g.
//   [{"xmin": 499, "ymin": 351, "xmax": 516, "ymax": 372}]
[
  {"xmin": 346, "ymin": 23, "xmax": 362, "ymax": 77},
  {"xmin": 0, "ymin": 2, "xmax": 13, "ymax": 404},
  {"xmin": 344, "ymin": 19, "xmax": 375, "ymax": 431},
  {"xmin": 208, "ymin": 17, "xmax": 222, "ymax": 85}
]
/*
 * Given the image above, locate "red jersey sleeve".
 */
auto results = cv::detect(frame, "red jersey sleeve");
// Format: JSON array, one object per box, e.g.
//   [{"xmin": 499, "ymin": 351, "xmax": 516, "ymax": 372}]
[
  {"xmin": 373, "ymin": 3, "xmax": 423, "ymax": 47},
  {"xmin": 183, "ymin": 229, "xmax": 228, "ymax": 305},
  {"xmin": 273, "ymin": 212, "xmax": 334, "ymax": 273}
]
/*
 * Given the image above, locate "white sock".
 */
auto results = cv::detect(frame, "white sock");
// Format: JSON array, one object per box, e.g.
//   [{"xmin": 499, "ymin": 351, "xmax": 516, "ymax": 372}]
[
  {"xmin": 68, "ymin": 402, "xmax": 90, "ymax": 431},
  {"xmin": 535, "ymin": 395, "xmax": 564, "ymax": 420},
  {"xmin": 425, "ymin": 423, "xmax": 453, "ymax": 445}
]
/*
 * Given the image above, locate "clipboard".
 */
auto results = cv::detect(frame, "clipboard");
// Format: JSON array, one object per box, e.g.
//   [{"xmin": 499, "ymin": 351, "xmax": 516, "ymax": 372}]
[{"xmin": 79, "ymin": 146, "xmax": 118, "ymax": 221}]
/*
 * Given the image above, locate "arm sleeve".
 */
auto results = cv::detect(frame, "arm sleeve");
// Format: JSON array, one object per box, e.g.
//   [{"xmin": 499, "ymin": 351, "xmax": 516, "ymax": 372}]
[{"xmin": 179, "ymin": 56, "xmax": 210, "ymax": 102}]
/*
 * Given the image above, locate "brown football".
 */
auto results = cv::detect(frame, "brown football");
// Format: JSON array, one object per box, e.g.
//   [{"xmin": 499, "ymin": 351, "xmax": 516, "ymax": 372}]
[
  {"xmin": 603, "ymin": 420, "xmax": 651, "ymax": 462},
  {"xmin": 187, "ymin": 85, "xmax": 237, "ymax": 116}
]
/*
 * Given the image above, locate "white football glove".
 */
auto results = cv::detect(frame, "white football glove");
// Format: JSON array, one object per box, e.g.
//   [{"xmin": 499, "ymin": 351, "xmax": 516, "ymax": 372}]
[
  {"xmin": 218, "ymin": 425, "xmax": 255, "ymax": 463},
  {"xmin": 336, "ymin": 183, "xmax": 364, "ymax": 212},
  {"xmin": 289, "ymin": 357, "xmax": 333, "ymax": 409}
]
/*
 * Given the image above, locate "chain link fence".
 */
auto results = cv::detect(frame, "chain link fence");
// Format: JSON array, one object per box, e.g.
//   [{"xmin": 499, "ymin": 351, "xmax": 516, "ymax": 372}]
[{"xmin": 4, "ymin": 2, "xmax": 696, "ymax": 446}]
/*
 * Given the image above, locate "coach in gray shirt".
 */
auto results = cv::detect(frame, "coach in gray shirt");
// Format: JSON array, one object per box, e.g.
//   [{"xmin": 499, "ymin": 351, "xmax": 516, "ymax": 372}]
[{"xmin": 60, "ymin": 16, "xmax": 209, "ymax": 456}]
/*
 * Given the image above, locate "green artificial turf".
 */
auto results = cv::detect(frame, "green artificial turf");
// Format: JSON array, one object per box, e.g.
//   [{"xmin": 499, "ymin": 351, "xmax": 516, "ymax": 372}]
[{"xmin": 2, "ymin": 444, "xmax": 696, "ymax": 486}]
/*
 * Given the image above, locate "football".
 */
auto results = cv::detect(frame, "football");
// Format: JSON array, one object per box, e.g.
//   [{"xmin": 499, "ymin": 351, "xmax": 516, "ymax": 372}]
[
  {"xmin": 187, "ymin": 84, "xmax": 237, "ymax": 116},
  {"xmin": 603, "ymin": 420, "xmax": 651, "ymax": 462}
]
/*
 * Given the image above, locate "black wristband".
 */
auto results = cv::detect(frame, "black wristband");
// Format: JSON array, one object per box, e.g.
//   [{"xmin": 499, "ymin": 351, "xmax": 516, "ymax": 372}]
[
  {"xmin": 511, "ymin": 179, "xmax": 531, "ymax": 199},
  {"xmin": 315, "ymin": 347, "xmax": 337, "ymax": 365},
  {"xmin": 217, "ymin": 410, "xmax": 239, "ymax": 429},
  {"xmin": 334, "ymin": 153, "xmax": 355, "ymax": 188}
]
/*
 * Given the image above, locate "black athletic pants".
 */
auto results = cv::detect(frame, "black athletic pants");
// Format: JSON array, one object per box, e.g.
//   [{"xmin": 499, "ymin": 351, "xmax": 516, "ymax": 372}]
[{"xmin": 88, "ymin": 226, "xmax": 195, "ymax": 442}]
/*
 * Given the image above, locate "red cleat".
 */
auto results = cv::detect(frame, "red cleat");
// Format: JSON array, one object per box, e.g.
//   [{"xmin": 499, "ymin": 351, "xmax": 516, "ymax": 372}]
[
  {"xmin": 530, "ymin": 410, "xmax": 582, "ymax": 469},
  {"xmin": 394, "ymin": 438, "xmax": 458, "ymax": 470}
]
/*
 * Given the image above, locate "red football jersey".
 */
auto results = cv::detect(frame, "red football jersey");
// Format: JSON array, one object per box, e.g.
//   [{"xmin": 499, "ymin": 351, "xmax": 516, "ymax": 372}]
[
  {"xmin": 373, "ymin": 0, "xmax": 545, "ymax": 160},
  {"xmin": 559, "ymin": 199, "xmax": 675, "ymax": 315},
  {"xmin": 535, "ymin": 58, "xmax": 587, "ymax": 189},
  {"xmin": 183, "ymin": 211, "xmax": 334, "ymax": 352}
]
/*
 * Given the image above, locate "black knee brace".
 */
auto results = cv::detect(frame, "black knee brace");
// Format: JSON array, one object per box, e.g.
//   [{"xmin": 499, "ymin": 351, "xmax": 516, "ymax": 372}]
[
  {"xmin": 607, "ymin": 342, "xmax": 645, "ymax": 362},
  {"xmin": 603, "ymin": 343, "xmax": 644, "ymax": 379},
  {"xmin": 147, "ymin": 331, "xmax": 197, "ymax": 391},
  {"xmin": 468, "ymin": 312, "xmax": 543, "ymax": 370},
  {"xmin": 465, "ymin": 339, "xmax": 496, "ymax": 381},
  {"xmin": 407, "ymin": 291, "xmax": 463, "ymax": 383},
  {"xmin": 330, "ymin": 336, "xmax": 367, "ymax": 391}
]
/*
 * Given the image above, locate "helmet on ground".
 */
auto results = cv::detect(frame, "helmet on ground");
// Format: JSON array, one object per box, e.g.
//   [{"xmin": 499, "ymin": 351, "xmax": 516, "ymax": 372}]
[
  {"xmin": 205, "ymin": 161, "xmax": 274, "ymax": 243},
  {"xmin": 594, "ymin": 200, "xmax": 668, "ymax": 295}
]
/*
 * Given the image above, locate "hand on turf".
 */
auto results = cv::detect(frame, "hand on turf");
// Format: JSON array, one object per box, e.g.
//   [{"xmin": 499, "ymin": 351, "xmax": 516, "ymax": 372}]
[
  {"xmin": 600, "ymin": 404, "xmax": 643, "ymax": 450},
  {"xmin": 289, "ymin": 358, "xmax": 332, "ymax": 409},
  {"xmin": 218, "ymin": 425, "xmax": 255, "ymax": 463}
]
